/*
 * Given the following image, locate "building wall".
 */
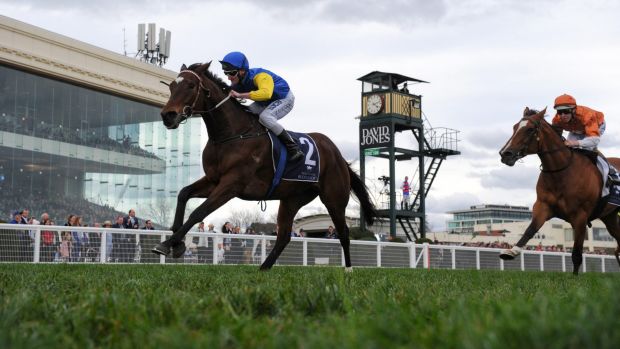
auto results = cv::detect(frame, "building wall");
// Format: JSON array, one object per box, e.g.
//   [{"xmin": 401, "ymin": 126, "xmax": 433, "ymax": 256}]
[
  {"xmin": 433, "ymin": 219, "xmax": 617, "ymax": 252},
  {"xmin": 0, "ymin": 15, "xmax": 173, "ymax": 106},
  {"xmin": 0, "ymin": 15, "xmax": 207, "ymax": 227}
]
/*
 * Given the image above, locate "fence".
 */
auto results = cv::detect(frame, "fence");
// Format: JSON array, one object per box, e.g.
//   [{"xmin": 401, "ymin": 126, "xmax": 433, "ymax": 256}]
[{"xmin": 1, "ymin": 224, "xmax": 618, "ymax": 273}]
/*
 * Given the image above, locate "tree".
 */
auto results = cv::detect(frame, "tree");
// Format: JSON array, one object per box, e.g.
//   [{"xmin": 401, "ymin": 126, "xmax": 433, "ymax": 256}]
[
  {"xmin": 225, "ymin": 207, "xmax": 265, "ymax": 229},
  {"xmin": 145, "ymin": 197, "xmax": 174, "ymax": 228}
]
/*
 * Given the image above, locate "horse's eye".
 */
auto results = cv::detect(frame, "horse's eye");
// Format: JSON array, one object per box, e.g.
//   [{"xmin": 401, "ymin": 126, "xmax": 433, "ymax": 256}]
[{"xmin": 187, "ymin": 82, "xmax": 196, "ymax": 89}]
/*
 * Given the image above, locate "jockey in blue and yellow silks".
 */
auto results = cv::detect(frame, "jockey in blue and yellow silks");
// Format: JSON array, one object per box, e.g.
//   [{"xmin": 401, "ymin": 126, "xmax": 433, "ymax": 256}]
[{"xmin": 219, "ymin": 51, "xmax": 303, "ymax": 162}]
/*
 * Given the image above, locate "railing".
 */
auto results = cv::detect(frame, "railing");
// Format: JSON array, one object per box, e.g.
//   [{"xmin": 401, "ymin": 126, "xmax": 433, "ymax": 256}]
[{"xmin": 0, "ymin": 224, "xmax": 618, "ymax": 273}]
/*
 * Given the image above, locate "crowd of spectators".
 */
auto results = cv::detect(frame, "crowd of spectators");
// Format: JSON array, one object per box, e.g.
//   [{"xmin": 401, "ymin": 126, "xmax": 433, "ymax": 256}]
[
  {"xmin": 0, "ymin": 113, "xmax": 160, "ymax": 159},
  {"xmin": 434, "ymin": 240, "xmax": 614, "ymax": 255},
  {"xmin": 1, "ymin": 193, "xmax": 135, "ymax": 227},
  {"xmin": 1, "ymin": 206, "xmax": 162, "ymax": 263}
]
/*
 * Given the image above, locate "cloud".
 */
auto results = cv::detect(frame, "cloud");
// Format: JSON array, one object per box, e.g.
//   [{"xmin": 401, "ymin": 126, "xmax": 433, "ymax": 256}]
[{"xmin": 480, "ymin": 164, "xmax": 539, "ymax": 190}]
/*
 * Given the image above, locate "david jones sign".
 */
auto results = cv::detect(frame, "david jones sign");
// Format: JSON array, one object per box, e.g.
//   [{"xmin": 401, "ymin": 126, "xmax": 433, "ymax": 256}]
[{"xmin": 360, "ymin": 123, "xmax": 392, "ymax": 149}]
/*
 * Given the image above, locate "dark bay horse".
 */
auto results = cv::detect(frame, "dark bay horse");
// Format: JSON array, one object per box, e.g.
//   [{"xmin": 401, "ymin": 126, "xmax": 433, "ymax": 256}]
[
  {"xmin": 152, "ymin": 62, "xmax": 377, "ymax": 270},
  {"xmin": 499, "ymin": 107, "xmax": 620, "ymax": 274}
]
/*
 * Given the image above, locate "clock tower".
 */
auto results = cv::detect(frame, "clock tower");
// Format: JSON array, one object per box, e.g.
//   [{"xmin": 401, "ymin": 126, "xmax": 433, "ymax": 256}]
[{"xmin": 357, "ymin": 71, "xmax": 460, "ymax": 240}]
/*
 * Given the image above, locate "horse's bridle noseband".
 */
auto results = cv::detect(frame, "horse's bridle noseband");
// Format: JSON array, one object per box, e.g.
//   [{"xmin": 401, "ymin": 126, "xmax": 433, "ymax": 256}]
[{"xmin": 175, "ymin": 70, "xmax": 230, "ymax": 124}]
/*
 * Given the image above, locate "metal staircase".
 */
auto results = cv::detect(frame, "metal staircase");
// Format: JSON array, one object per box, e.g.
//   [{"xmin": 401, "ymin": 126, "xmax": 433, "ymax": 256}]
[{"xmin": 397, "ymin": 114, "xmax": 460, "ymax": 241}]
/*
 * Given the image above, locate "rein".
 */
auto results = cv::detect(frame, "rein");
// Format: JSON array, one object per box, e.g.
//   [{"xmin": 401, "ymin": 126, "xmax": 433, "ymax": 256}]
[
  {"xmin": 172, "ymin": 68, "xmax": 265, "ymax": 145},
  {"xmin": 176, "ymin": 70, "xmax": 231, "ymax": 124},
  {"xmin": 213, "ymin": 130, "xmax": 268, "ymax": 145}
]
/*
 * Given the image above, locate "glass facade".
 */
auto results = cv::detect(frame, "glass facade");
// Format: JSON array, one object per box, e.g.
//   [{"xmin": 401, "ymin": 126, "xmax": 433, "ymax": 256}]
[
  {"xmin": 0, "ymin": 64, "xmax": 205, "ymax": 226},
  {"xmin": 446, "ymin": 205, "xmax": 532, "ymax": 233}
]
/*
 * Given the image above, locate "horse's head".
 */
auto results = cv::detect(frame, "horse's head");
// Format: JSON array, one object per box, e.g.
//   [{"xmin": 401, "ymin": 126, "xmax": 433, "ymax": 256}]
[
  {"xmin": 160, "ymin": 62, "xmax": 225, "ymax": 129},
  {"xmin": 499, "ymin": 107, "xmax": 548, "ymax": 166}
]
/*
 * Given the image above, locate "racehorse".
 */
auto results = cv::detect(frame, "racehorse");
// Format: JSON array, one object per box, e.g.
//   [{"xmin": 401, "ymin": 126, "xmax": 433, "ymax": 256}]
[
  {"xmin": 499, "ymin": 107, "xmax": 620, "ymax": 274},
  {"xmin": 152, "ymin": 62, "xmax": 377, "ymax": 270}
]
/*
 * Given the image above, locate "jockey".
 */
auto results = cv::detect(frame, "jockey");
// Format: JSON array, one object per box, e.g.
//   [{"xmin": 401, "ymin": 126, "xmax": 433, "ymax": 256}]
[
  {"xmin": 552, "ymin": 94, "xmax": 620, "ymax": 183},
  {"xmin": 219, "ymin": 51, "xmax": 304, "ymax": 162}
]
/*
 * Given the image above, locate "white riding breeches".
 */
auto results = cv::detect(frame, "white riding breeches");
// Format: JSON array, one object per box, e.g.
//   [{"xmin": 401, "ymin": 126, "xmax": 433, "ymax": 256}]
[
  {"xmin": 567, "ymin": 121, "xmax": 605, "ymax": 151},
  {"xmin": 248, "ymin": 91, "xmax": 295, "ymax": 135}
]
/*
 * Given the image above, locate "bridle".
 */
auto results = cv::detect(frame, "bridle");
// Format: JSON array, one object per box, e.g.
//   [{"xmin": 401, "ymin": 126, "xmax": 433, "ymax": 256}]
[
  {"xmin": 515, "ymin": 116, "xmax": 573, "ymax": 173},
  {"xmin": 172, "ymin": 70, "xmax": 231, "ymax": 124},
  {"xmin": 165, "ymin": 69, "xmax": 266, "ymax": 145}
]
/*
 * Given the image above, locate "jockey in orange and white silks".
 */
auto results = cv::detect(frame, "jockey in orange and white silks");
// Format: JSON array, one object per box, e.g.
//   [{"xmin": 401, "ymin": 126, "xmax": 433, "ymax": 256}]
[
  {"xmin": 551, "ymin": 94, "xmax": 605, "ymax": 151},
  {"xmin": 552, "ymin": 94, "xmax": 620, "ymax": 185},
  {"xmin": 219, "ymin": 51, "xmax": 303, "ymax": 162}
]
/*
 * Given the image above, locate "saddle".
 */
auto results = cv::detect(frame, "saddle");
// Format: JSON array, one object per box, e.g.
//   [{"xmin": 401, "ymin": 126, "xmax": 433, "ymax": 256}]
[{"xmin": 574, "ymin": 148, "xmax": 620, "ymax": 186}]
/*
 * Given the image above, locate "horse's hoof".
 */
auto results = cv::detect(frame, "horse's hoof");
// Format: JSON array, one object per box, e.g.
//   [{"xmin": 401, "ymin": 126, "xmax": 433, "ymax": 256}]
[
  {"xmin": 499, "ymin": 253, "xmax": 515, "ymax": 260},
  {"xmin": 344, "ymin": 267, "xmax": 353, "ymax": 273},
  {"xmin": 171, "ymin": 242, "xmax": 187, "ymax": 258},
  {"xmin": 152, "ymin": 243, "xmax": 170, "ymax": 256},
  {"xmin": 499, "ymin": 246, "xmax": 521, "ymax": 260}
]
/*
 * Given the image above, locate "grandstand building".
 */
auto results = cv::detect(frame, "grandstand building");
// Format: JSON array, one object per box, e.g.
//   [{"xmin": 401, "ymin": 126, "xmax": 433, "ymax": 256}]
[
  {"xmin": 0, "ymin": 15, "xmax": 206, "ymax": 226},
  {"xmin": 446, "ymin": 204, "xmax": 532, "ymax": 234}
]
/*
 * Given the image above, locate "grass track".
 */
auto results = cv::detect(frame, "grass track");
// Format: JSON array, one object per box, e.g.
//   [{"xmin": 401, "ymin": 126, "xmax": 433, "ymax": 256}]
[{"xmin": 0, "ymin": 264, "xmax": 618, "ymax": 348}]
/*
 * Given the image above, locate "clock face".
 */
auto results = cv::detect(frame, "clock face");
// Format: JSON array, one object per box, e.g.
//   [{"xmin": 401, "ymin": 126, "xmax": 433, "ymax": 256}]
[{"xmin": 367, "ymin": 94, "xmax": 383, "ymax": 114}]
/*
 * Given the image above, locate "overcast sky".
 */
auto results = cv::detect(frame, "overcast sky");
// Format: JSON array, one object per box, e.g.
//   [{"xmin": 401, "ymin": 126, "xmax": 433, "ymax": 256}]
[{"xmin": 2, "ymin": 0, "xmax": 620, "ymax": 231}]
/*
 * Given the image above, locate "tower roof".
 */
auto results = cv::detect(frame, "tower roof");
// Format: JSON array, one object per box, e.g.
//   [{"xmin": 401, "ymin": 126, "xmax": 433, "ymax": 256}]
[{"xmin": 357, "ymin": 71, "xmax": 428, "ymax": 85}]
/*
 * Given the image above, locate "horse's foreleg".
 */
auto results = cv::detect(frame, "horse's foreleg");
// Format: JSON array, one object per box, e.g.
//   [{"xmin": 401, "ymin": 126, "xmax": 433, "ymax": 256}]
[
  {"xmin": 153, "ymin": 182, "xmax": 236, "ymax": 258},
  {"xmin": 500, "ymin": 201, "xmax": 551, "ymax": 260},
  {"xmin": 170, "ymin": 176, "xmax": 215, "ymax": 231},
  {"xmin": 571, "ymin": 223, "xmax": 588, "ymax": 275}
]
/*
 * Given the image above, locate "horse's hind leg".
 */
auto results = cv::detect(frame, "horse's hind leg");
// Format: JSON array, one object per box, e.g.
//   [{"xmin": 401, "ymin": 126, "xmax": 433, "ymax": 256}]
[
  {"xmin": 319, "ymin": 177, "xmax": 353, "ymax": 269},
  {"xmin": 599, "ymin": 211, "xmax": 620, "ymax": 268},
  {"xmin": 260, "ymin": 191, "xmax": 317, "ymax": 270},
  {"xmin": 324, "ymin": 204, "xmax": 352, "ymax": 270}
]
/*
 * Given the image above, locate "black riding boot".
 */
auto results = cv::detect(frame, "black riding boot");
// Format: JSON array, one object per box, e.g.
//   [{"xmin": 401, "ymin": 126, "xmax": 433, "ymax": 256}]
[
  {"xmin": 609, "ymin": 166, "xmax": 620, "ymax": 185},
  {"xmin": 277, "ymin": 130, "xmax": 304, "ymax": 162}
]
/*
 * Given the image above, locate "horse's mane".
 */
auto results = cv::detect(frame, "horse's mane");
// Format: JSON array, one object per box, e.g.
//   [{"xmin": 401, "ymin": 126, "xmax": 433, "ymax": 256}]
[
  {"xmin": 187, "ymin": 63, "xmax": 251, "ymax": 113},
  {"xmin": 524, "ymin": 107, "xmax": 564, "ymax": 138}
]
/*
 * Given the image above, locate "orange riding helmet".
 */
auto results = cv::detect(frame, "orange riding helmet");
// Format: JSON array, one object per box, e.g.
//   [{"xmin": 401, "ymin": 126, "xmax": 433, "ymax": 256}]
[{"xmin": 554, "ymin": 94, "xmax": 577, "ymax": 110}]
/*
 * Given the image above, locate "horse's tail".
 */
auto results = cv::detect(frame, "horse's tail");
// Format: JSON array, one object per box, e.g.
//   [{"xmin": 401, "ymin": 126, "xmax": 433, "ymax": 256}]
[{"xmin": 348, "ymin": 164, "xmax": 377, "ymax": 226}]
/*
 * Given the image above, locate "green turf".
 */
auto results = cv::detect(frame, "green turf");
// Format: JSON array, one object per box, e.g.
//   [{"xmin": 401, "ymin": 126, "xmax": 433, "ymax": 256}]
[{"xmin": 0, "ymin": 264, "xmax": 618, "ymax": 348}]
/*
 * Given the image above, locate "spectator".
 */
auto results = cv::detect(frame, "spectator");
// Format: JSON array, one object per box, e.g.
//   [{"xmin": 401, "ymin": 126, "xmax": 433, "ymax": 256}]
[
  {"xmin": 58, "ymin": 231, "xmax": 72, "ymax": 262},
  {"xmin": 326, "ymin": 225, "xmax": 338, "ymax": 239},
  {"xmin": 222, "ymin": 222, "xmax": 233, "ymax": 256},
  {"xmin": 70, "ymin": 215, "xmax": 84, "ymax": 262},
  {"xmin": 229, "ymin": 225, "xmax": 243, "ymax": 264},
  {"xmin": 40, "ymin": 212, "xmax": 56, "ymax": 262},
  {"xmin": 243, "ymin": 227, "xmax": 256, "ymax": 264},
  {"xmin": 123, "ymin": 209, "xmax": 140, "ymax": 229},
  {"xmin": 102, "ymin": 220, "xmax": 114, "ymax": 262},
  {"xmin": 10, "ymin": 210, "xmax": 30, "ymax": 261},
  {"xmin": 121, "ymin": 209, "xmax": 138, "ymax": 263},
  {"xmin": 401, "ymin": 176, "xmax": 410, "ymax": 210},
  {"xmin": 142, "ymin": 220, "xmax": 155, "ymax": 230},
  {"xmin": 194, "ymin": 222, "xmax": 210, "ymax": 264},
  {"xmin": 9, "ymin": 210, "xmax": 22, "ymax": 224},
  {"xmin": 111, "ymin": 215, "xmax": 124, "ymax": 262}
]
